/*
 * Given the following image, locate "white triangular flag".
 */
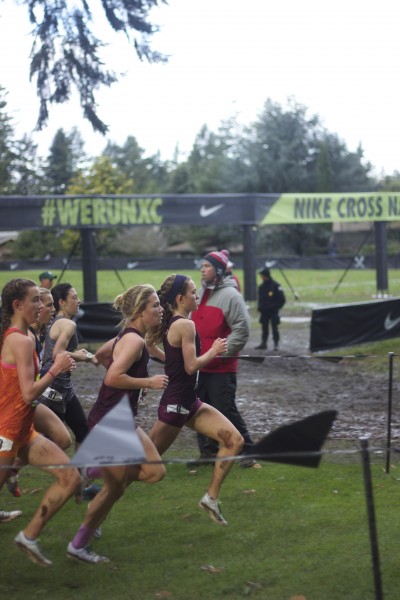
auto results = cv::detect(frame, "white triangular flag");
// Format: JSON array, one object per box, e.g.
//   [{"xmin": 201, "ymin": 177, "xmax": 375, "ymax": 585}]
[{"xmin": 70, "ymin": 395, "xmax": 146, "ymax": 467}]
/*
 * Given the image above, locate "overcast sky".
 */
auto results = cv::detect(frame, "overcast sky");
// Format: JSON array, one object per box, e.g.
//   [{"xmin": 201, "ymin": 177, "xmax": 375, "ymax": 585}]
[{"xmin": 1, "ymin": 0, "xmax": 400, "ymax": 176}]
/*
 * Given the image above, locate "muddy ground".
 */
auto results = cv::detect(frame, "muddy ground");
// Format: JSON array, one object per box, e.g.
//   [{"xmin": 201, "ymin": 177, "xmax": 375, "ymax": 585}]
[{"xmin": 74, "ymin": 318, "xmax": 400, "ymax": 456}]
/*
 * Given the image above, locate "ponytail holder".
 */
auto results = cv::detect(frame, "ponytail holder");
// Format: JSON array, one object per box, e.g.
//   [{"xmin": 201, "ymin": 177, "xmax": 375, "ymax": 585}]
[{"xmin": 165, "ymin": 275, "xmax": 187, "ymax": 305}]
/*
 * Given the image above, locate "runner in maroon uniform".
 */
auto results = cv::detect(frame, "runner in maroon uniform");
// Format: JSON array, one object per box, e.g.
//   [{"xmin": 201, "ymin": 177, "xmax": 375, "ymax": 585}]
[
  {"xmin": 67, "ymin": 284, "xmax": 168, "ymax": 564},
  {"xmin": 147, "ymin": 274, "xmax": 243, "ymax": 526},
  {"xmin": 88, "ymin": 326, "xmax": 149, "ymax": 427}
]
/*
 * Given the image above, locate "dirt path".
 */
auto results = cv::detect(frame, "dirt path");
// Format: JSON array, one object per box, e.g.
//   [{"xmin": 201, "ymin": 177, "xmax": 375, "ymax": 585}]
[{"xmin": 74, "ymin": 318, "xmax": 399, "ymax": 453}]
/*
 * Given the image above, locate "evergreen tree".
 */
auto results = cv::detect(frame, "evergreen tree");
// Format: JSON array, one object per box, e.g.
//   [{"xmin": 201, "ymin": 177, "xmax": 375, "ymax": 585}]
[
  {"xmin": 21, "ymin": 0, "xmax": 168, "ymax": 133},
  {"xmin": 245, "ymin": 98, "xmax": 321, "ymax": 193},
  {"xmin": 314, "ymin": 135, "xmax": 372, "ymax": 192},
  {"xmin": 104, "ymin": 136, "xmax": 169, "ymax": 192},
  {"xmin": 12, "ymin": 135, "xmax": 44, "ymax": 195},
  {"xmin": 43, "ymin": 128, "xmax": 86, "ymax": 194},
  {"xmin": 316, "ymin": 142, "xmax": 333, "ymax": 192},
  {"xmin": 0, "ymin": 86, "xmax": 16, "ymax": 193}
]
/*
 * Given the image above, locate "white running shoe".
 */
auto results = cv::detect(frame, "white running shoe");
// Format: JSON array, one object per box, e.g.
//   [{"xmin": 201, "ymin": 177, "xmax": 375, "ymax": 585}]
[
  {"xmin": 67, "ymin": 542, "xmax": 110, "ymax": 564},
  {"xmin": 14, "ymin": 531, "xmax": 52, "ymax": 567},
  {"xmin": 0, "ymin": 509, "xmax": 22, "ymax": 524},
  {"xmin": 199, "ymin": 493, "xmax": 228, "ymax": 526}
]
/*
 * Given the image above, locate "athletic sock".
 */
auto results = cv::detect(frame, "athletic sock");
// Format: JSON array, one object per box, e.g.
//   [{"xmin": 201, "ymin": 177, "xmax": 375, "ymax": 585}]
[
  {"xmin": 70, "ymin": 524, "xmax": 95, "ymax": 549},
  {"xmin": 86, "ymin": 466, "xmax": 102, "ymax": 479}
]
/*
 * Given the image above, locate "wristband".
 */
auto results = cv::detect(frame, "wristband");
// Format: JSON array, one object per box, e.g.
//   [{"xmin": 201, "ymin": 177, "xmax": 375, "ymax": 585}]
[{"xmin": 48, "ymin": 369, "xmax": 57, "ymax": 379}]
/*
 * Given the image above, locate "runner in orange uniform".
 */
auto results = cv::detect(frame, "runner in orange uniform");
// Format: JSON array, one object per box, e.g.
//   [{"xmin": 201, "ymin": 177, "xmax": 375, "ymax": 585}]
[{"xmin": 0, "ymin": 278, "xmax": 79, "ymax": 567}]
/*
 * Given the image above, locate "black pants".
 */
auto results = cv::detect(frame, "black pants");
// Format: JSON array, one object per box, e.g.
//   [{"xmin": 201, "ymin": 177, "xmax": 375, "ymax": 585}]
[
  {"xmin": 259, "ymin": 311, "xmax": 280, "ymax": 347},
  {"xmin": 196, "ymin": 371, "xmax": 253, "ymax": 456},
  {"xmin": 44, "ymin": 390, "xmax": 89, "ymax": 444}
]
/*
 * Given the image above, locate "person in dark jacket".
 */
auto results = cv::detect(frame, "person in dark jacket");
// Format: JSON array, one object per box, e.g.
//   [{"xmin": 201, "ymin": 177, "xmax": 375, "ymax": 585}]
[{"xmin": 255, "ymin": 268, "xmax": 286, "ymax": 351}]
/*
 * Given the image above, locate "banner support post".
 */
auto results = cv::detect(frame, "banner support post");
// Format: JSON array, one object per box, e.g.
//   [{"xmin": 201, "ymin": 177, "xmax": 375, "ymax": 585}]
[
  {"xmin": 81, "ymin": 228, "xmax": 98, "ymax": 302},
  {"xmin": 385, "ymin": 351, "xmax": 394, "ymax": 474},
  {"xmin": 360, "ymin": 437, "xmax": 384, "ymax": 600},
  {"xmin": 374, "ymin": 221, "xmax": 388, "ymax": 297},
  {"xmin": 242, "ymin": 224, "xmax": 257, "ymax": 302}
]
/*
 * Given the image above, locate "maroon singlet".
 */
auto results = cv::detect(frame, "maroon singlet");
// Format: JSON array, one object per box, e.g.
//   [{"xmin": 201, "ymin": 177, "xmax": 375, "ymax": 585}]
[{"xmin": 87, "ymin": 327, "xmax": 149, "ymax": 429}]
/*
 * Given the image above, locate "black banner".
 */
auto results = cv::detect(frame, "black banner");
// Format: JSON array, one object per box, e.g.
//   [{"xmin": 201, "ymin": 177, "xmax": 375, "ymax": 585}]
[
  {"xmin": 310, "ymin": 298, "xmax": 400, "ymax": 352},
  {"xmin": 0, "ymin": 194, "xmax": 259, "ymax": 230},
  {"xmin": 75, "ymin": 302, "xmax": 121, "ymax": 343},
  {"xmin": 2, "ymin": 193, "xmax": 400, "ymax": 230}
]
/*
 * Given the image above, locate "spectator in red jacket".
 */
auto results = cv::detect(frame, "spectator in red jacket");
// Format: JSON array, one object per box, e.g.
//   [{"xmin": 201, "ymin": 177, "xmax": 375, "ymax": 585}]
[{"xmin": 191, "ymin": 250, "xmax": 259, "ymax": 468}]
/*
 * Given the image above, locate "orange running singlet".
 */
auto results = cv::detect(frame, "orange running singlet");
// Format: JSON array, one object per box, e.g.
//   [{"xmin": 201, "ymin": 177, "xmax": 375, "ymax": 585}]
[{"xmin": 0, "ymin": 327, "xmax": 39, "ymax": 444}]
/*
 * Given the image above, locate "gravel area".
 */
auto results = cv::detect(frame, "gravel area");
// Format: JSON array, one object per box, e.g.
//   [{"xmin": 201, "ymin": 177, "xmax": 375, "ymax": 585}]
[{"xmin": 73, "ymin": 318, "xmax": 399, "ymax": 456}]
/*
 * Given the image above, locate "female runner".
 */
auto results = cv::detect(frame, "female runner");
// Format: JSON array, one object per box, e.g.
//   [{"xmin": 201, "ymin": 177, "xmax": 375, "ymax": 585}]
[
  {"xmin": 30, "ymin": 287, "xmax": 72, "ymax": 450},
  {"xmin": 40, "ymin": 283, "xmax": 98, "ymax": 450},
  {"xmin": 6, "ymin": 287, "xmax": 71, "ymax": 498},
  {"xmin": 67, "ymin": 284, "xmax": 168, "ymax": 564},
  {"xmin": 0, "ymin": 278, "xmax": 79, "ymax": 566},
  {"xmin": 147, "ymin": 274, "xmax": 244, "ymax": 526}
]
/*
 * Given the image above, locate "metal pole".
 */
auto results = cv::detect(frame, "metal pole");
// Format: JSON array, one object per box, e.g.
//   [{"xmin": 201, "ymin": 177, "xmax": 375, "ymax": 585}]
[
  {"xmin": 374, "ymin": 221, "xmax": 388, "ymax": 296},
  {"xmin": 385, "ymin": 352, "xmax": 394, "ymax": 474},
  {"xmin": 80, "ymin": 228, "xmax": 98, "ymax": 302},
  {"xmin": 242, "ymin": 224, "xmax": 257, "ymax": 302},
  {"xmin": 359, "ymin": 437, "xmax": 384, "ymax": 600}
]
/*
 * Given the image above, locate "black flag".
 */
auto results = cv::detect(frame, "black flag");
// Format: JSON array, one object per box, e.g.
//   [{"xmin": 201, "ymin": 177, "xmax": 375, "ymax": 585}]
[{"xmin": 242, "ymin": 410, "xmax": 337, "ymax": 468}]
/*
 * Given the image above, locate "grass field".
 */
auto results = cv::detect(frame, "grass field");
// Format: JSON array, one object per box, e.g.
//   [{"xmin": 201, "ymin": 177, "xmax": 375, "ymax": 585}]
[
  {"xmin": 1, "ymin": 267, "xmax": 400, "ymax": 598},
  {"xmin": 1, "ymin": 455, "xmax": 399, "ymax": 600}
]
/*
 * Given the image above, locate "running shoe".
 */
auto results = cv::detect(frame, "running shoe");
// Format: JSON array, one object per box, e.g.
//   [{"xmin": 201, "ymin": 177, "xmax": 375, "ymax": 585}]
[
  {"xmin": 199, "ymin": 493, "xmax": 228, "ymax": 526},
  {"xmin": 14, "ymin": 531, "xmax": 52, "ymax": 567},
  {"xmin": 67, "ymin": 542, "xmax": 110, "ymax": 564},
  {"xmin": 239, "ymin": 458, "xmax": 262, "ymax": 469},
  {"xmin": 0, "ymin": 509, "xmax": 22, "ymax": 523},
  {"xmin": 6, "ymin": 474, "xmax": 21, "ymax": 497},
  {"xmin": 81, "ymin": 483, "xmax": 102, "ymax": 501},
  {"xmin": 76, "ymin": 468, "xmax": 102, "ymax": 503}
]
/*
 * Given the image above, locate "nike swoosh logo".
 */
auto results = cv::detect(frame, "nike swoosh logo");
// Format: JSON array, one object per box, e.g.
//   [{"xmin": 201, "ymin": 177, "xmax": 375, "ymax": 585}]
[
  {"xmin": 384, "ymin": 313, "xmax": 400, "ymax": 330},
  {"xmin": 199, "ymin": 204, "xmax": 225, "ymax": 218}
]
